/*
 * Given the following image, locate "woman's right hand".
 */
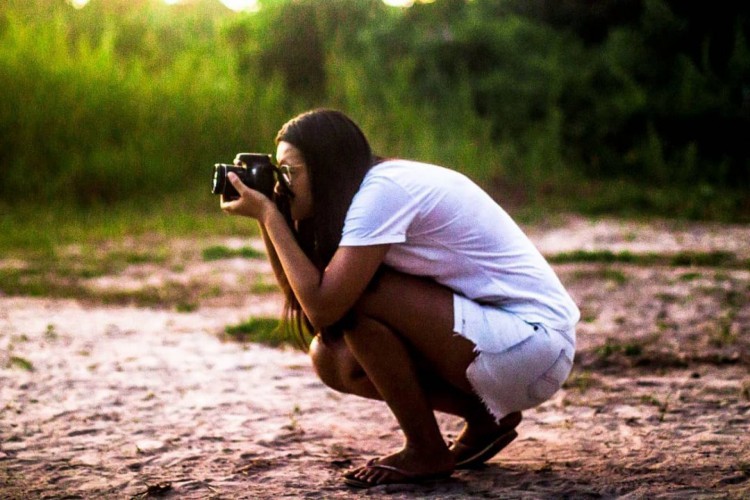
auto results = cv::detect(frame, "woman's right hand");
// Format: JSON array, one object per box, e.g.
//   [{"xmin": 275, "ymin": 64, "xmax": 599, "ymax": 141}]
[{"xmin": 220, "ymin": 172, "xmax": 275, "ymax": 222}]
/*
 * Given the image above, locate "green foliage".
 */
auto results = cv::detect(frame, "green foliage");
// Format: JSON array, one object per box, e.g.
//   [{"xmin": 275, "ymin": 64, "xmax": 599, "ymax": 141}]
[
  {"xmin": 202, "ymin": 245, "xmax": 264, "ymax": 261},
  {"xmin": 0, "ymin": 0, "xmax": 747, "ymax": 220},
  {"xmin": 548, "ymin": 249, "xmax": 747, "ymax": 269},
  {"xmin": 224, "ymin": 317, "xmax": 290, "ymax": 347},
  {"xmin": 0, "ymin": 0, "xmax": 292, "ymax": 204},
  {"xmin": 8, "ymin": 356, "xmax": 34, "ymax": 372}
]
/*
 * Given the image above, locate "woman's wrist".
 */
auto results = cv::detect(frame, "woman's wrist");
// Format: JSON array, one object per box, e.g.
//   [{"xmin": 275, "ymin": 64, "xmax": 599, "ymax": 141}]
[{"xmin": 258, "ymin": 198, "xmax": 280, "ymax": 226}]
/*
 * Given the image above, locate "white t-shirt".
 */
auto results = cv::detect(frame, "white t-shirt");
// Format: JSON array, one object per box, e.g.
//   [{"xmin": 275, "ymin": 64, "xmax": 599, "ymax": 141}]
[{"xmin": 339, "ymin": 159, "xmax": 580, "ymax": 331}]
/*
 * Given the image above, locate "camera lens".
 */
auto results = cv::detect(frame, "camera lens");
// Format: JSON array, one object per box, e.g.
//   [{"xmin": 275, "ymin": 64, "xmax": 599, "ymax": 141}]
[{"xmin": 212, "ymin": 164, "xmax": 227, "ymax": 195}]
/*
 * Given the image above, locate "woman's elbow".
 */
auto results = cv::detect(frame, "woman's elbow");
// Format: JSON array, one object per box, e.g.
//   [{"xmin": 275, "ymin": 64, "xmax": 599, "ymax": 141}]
[
  {"xmin": 307, "ymin": 307, "xmax": 345, "ymax": 332},
  {"xmin": 307, "ymin": 314, "xmax": 335, "ymax": 332}
]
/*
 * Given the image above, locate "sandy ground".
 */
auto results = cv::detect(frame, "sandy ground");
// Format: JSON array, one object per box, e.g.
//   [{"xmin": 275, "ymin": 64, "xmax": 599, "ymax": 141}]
[{"xmin": 1, "ymin": 215, "xmax": 749, "ymax": 499}]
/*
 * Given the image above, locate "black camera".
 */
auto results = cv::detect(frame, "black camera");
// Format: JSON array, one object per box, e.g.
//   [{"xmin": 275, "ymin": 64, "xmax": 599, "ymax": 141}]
[{"xmin": 212, "ymin": 153, "xmax": 276, "ymax": 201}]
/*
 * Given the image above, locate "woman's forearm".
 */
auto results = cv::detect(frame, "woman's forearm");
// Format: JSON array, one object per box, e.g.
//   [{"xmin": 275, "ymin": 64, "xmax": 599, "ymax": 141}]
[
  {"xmin": 259, "ymin": 207, "xmax": 387, "ymax": 330},
  {"xmin": 260, "ymin": 207, "xmax": 327, "ymax": 326},
  {"xmin": 258, "ymin": 221, "xmax": 288, "ymax": 293}
]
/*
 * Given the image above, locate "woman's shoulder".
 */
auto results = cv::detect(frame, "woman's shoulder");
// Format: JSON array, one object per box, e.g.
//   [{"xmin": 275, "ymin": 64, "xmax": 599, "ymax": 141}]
[{"xmin": 367, "ymin": 159, "xmax": 466, "ymax": 184}]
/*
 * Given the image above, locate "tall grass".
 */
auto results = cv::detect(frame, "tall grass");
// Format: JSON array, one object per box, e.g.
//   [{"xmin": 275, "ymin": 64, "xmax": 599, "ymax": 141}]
[
  {"xmin": 0, "ymin": 192, "xmax": 257, "ymax": 256},
  {"xmin": 0, "ymin": 6, "xmax": 294, "ymax": 205},
  {"xmin": 0, "ymin": 0, "xmax": 748, "ymax": 243}
]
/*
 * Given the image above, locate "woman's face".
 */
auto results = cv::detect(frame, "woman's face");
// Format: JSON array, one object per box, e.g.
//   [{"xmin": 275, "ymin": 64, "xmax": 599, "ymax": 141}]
[{"xmin": 276, "ymin": 141, "xmax": 313, "ymax": 221}]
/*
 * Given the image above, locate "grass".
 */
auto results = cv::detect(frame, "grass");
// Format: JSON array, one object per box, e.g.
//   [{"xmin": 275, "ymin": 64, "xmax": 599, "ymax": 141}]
[
  {"xmin": 563, "ymin": 370, "xmax": 598, "ymax": 393},
  {"xmin": 8, "ymin": 356, "xmax": 34, "ymax": 372},
  {"xmin": 0, "ymin": 192, "xmax": 265, "ymax": 308},
  {"xmin": 595, "ymin": 338, "xmax": 646, "ymax": 359},
  {"xmin": 571, "ymin": 268, "xmax": 628, "ymax": 285},
  {"xmin": 202, "ymin": 245, "xmax": 265, "ymax": 261},
  {"xmin": 679, "ymin": 272, "xmax": 703, "ymax": 282},
  {"xmin": 640, "ymin": 393, "xmax": 671, "ymax": 421},
  {"xmin": 0, "ymin": 191, "xmax": 258, "ymax": 256},
  {"xmin": 223, "ymin": 317, "xmax": 289, "ymax": 348},
  {"xmin": 709, "ymin": 309, "xmax": 739, "ymax": 348},
  {"xmin": 0, "ymin": 263, "xmax": 209, "ymax": 309},
  {"xmin": 547, "ymin": 250, "xmax": 748, "ymax": 269},
  {"xmin": 250, "ymin": 277, "xmax": 280, "ymax": 294}
]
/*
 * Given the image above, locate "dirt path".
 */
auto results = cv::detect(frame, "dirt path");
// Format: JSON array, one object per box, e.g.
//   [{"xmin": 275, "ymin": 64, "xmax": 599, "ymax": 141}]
[{"xmin": 1, "ymin": 216, "xmax": 749, "ymax": 499}]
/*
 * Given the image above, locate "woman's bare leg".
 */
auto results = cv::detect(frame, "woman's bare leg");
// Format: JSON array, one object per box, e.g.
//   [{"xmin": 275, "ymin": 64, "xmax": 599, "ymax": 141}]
[
  {"xmin": 311, "ymin": 329, "xmax": 519, "ymax": 480},
  {"xmin": 310, "ymin": 334, "xmax": 494, "ymax": 424},
  {"xmin": 338, "ymin": 269, "xmax": 490, "ymax": 484},
  {"xmin": 343, "ymin": 316, "xmax": 456, "ymax": 484}
]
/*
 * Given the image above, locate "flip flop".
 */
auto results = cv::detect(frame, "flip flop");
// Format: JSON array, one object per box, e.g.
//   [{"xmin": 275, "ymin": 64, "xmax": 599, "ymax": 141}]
[
  {"xmin": 450, "ymin": 411, "xmax": 522, "ymax": 469},
  {"xmin": 343, "ymin": 460, "xmax": 453, "ymax": 489},
  {"xmin": 451, "ymin": 429, "xmax": 518, "ymax": 469}
]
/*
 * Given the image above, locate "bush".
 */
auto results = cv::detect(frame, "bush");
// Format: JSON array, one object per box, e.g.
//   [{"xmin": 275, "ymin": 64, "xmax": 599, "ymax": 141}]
[{"xmin": 0, "ymin": 0, "xmax": 747, "ymax": 220}]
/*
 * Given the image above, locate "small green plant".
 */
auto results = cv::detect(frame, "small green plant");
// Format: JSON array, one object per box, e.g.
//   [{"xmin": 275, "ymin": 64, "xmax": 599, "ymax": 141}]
[
  {"xmin": 670, "ymin": 251, "xmax": 736, "ymax": 267},
  {"xmin": 284, "ymin": 404, "xmax": 303, "ymax": 432},
  {"xmin": 9, "ymin": 356, "xmax": 34, "ymax": 372},
  {"xmin": 709, "ymin": 313, "xmax": 738, "ymax": 347},
  {"xmin": 548, "ymin": 250, "xmax": 746, "ymax": 269},
  {"xmin": 740, "ymin": 381, "xmax": 750, "ymax": 401},
  {"xmin": 641, "ymin": 393, "xmax": 670, "ymax": 422},
  {"xmin": 548, "ymin": 250, "xmax": 637, "ymax": 264},
  {"xmin": 563, "ymin": 370, "xmax": 596, "ymax": 393},
  {"xmin": 571, "ymin": 268, "xmax": 628, "ymax": 285},
  {"xmin": 176, "ymin": 303, "xmax": 198, "ymax": 313},
  {"xmin": 679, "ymin": 272, "xmax": 702, "ymax": 282},
  {"xmin": 250, "ymin": 278, "xmax": 279, "ymax": 294},
  {"xmin": 224, "ymin": 317, "xmax": 287, "ymax": 347},
  {"xmin": 202, "ymin": 246, "xmax": 235, "ymax": 261},
  {"xmin": 595, "ymin": 338, "xmax": 647, "ymax": 360},
  {"xmin": 202, "ymin": 245, "xmax": 264, "ymax": 261},
  {"xmin": 581, "ymin": 313, "xmax": 598, "ymax": 323},
  {"xmin": 44, "ymin": 324, "xmax": 58, "ymax": 341}
]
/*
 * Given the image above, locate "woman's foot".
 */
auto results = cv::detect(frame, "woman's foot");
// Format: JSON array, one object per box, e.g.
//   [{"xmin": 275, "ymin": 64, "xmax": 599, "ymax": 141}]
[
  {"xmin": 344, "ymin": 445, "xmax": 455, "ymax": 488},
  {"xmin": 450, "ymin": 411, "xmax": 522, "ymax": 469}
]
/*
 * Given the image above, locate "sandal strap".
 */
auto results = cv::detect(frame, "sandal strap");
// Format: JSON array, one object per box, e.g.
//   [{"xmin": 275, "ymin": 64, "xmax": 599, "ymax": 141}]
[{"xmin": 367, "ymin": 463, "xmax": 416, "ymax": 478}]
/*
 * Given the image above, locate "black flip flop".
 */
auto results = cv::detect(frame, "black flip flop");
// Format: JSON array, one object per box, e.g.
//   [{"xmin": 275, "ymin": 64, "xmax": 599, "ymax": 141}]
[
  {"xmin": 452, "ymin": 429, "xmax": 518, "ymax": 469},
  {"xmin": 450, "ymin": 411, "xmax": 522, "ymax": 469},
  {"xmin": 344, "ymin": 461, "xmax": 452, "ymax": 489}
]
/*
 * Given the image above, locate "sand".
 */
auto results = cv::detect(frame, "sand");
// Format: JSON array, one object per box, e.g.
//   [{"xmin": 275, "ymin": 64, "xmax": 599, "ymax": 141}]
[{"xmin": 1, "ymin": 215, "xmax": 748, "ymax": 499}]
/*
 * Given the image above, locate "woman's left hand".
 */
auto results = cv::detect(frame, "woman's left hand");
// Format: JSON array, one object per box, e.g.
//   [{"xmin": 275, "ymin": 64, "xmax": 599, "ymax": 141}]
[{"xmin": 220, "ymin": 172, "xmax": 274, "ymax": 220}]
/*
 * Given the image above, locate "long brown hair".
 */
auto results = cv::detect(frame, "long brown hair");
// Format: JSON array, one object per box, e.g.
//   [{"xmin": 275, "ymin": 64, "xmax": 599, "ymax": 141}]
[{"xmin": 271, "ymin": 109, "xmax": 375, "ymax": 349}]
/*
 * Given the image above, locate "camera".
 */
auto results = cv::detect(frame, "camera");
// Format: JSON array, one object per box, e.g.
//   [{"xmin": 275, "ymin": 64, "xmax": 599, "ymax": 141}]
[{"xmin": 212, "ymin": 153, "xmax": 276, "ymax": 201}]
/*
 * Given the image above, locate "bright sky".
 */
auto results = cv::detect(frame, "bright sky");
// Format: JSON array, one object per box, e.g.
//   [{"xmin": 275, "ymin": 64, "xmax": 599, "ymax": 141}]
[{"xmin": 68, "ymin": 0, "xmax": 418, "ymax": 11}]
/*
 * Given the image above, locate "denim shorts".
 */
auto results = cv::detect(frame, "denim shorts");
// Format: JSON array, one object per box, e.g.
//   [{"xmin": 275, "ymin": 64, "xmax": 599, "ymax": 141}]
[{"xmin": 453, "ymin": 294, "xmax": 576, "ymax": 421}]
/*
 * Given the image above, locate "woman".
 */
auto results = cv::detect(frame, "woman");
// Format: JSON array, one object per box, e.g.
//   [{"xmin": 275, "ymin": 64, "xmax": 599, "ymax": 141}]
[{"xmin": 220, "ymin": 109, "xmax": 579, "ymax": 488}]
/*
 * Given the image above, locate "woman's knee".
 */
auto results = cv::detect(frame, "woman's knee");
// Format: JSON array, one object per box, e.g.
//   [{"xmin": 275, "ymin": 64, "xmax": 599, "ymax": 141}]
[
  {"xmin": 309, "ymin": 335, "xmax": 342, "ymax": 390},
  {"xmin": 309, "ymin": 334, "xmax": 369, "ymax": 395}
]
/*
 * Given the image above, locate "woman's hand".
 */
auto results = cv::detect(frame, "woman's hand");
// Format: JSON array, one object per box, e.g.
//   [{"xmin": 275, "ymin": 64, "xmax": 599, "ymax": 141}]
[{"xmin": 220, "ymin": 172, "xmax": 275, "ymax": 221}]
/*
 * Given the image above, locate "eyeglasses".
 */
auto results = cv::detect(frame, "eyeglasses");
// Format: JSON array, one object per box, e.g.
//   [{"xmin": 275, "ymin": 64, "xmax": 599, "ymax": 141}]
[{"xmin": 278, "ymin": 163, "xmax": 301, "ymax": 186}]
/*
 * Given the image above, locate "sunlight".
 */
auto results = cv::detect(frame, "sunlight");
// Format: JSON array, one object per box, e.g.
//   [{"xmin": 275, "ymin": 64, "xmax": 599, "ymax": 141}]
[
  {"xmin": 67, "ymin": 0, "xmax": 260, "ymax": 11},
  {"xmin": 382, "ymin": 0, "xmax": 414, "ymax": 6},
  {"xmin": 382, "ymin": 0, "xmax": 436, "ymax": 6},
  {"xmin": 66, "ymin": 0, "xmax": 428, "ymax": 10},
  {"xmin": 220, "ymin": 0, "xmax": 260, "ymax": 12}
]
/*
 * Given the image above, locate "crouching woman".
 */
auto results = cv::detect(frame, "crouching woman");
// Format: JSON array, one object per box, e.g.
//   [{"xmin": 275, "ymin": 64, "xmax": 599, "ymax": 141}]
[{"xmin": 220, "ymin": 109, "xmax": 579, "ymax": 488}]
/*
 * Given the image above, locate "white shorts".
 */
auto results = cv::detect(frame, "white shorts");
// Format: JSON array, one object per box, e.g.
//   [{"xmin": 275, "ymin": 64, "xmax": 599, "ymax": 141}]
[{"xmin": 453, "ymin": 294, "xmax": 576, "ymax": 421}]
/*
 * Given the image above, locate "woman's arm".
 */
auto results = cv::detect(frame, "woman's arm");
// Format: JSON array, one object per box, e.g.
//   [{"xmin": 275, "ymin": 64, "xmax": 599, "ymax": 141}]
[
  {"xmin": 261, "ymin": 208, "xmax": 388, "ymax": 329},
  {"xmin": 258, "ymin": 222, "xmax": 287, "ymax": 293},
  {"xmin": 222, "ymin": 173, "xmax": 389, "ymax": 330}
]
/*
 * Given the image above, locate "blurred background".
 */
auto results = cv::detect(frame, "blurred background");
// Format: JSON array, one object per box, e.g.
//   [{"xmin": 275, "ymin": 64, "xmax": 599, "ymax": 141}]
[{"xmin": 1, "ymin": 0, "xmax": 748, "ymax": 236}]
